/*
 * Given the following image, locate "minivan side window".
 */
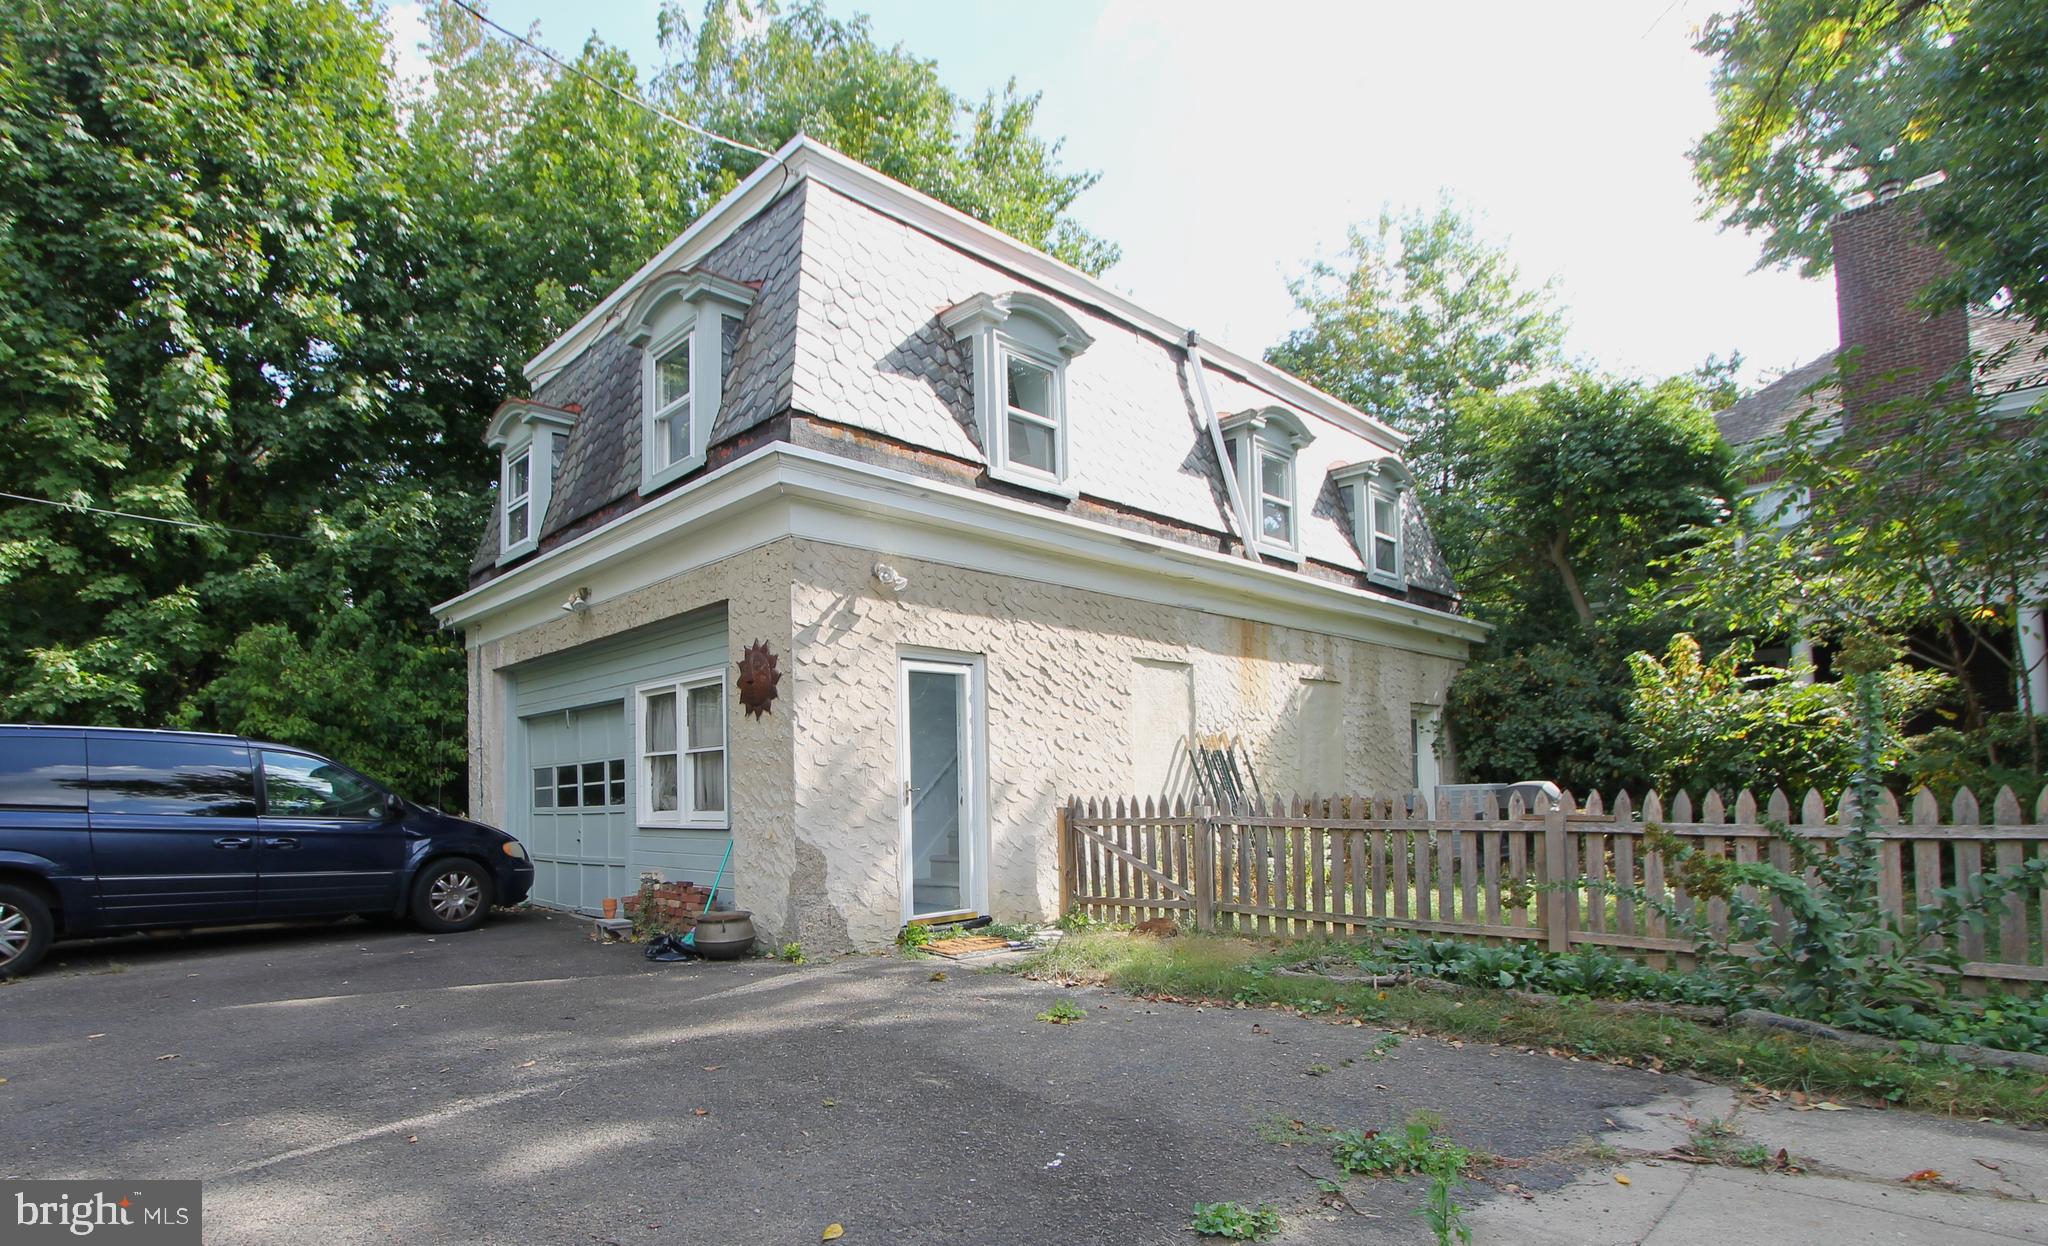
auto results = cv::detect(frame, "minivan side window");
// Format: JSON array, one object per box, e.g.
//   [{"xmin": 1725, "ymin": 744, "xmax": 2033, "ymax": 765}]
[
  {"xmin": 260, "ymin": 751, "xmax": 383, "ymax": 819},
  {"xmin": 0, "ymin": 737, "xmax": 89, "ymax": 809},
  {"xmin": 87, "ymin": 741, "xmax": 257, "ymax": 817}
]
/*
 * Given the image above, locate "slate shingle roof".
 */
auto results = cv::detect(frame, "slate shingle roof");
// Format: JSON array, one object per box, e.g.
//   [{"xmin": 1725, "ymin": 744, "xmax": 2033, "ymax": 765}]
[
  {"xmin": 474, "ymin": 168, "xmax": 1458, "ymax": 599},
  {"xmin": 1713, "ymin": 352, "xmax": 1843, "ymax": 451}
]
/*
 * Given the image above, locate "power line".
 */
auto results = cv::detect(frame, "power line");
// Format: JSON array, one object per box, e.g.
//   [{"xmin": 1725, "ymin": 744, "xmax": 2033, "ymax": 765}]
[
  {"xmin": 0, "ymin": 489, "xmax": 316, "ymax": 543},
  {"xmin": 445, "ymin": 0, "xmax": 779, "ymax": 162}
]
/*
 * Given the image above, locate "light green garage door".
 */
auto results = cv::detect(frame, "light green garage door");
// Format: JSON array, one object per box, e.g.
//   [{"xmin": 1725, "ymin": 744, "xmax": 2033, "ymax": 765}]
[
  {"xmin": 508, "ymin": 606, "xmax": 730, "ymax": 913},
  {"xmin": 522, "ymin": 703, "xmax": 630, "ymax": 912}
]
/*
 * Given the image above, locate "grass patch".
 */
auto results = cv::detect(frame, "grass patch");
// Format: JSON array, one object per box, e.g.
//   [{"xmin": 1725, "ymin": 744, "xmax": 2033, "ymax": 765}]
[
  {"xmin": 1011, "ymin": 931, "xmax": 2048, "ymax": 1125},
  {"xmin": 1188, "ymin": 1201, "xmax": 1282, "ymax": 1241}
]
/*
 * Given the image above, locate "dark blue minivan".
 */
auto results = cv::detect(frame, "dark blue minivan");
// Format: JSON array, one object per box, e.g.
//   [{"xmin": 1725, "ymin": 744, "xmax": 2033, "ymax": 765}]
[{"xmin": 0, "ymin": 725, "xmax": 533, "ymax": 978}]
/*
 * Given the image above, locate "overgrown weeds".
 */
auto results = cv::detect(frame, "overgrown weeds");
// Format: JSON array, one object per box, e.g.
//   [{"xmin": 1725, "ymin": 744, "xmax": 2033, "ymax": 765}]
[
  {"xmin": 1011, "ymin": 931, "xmax": 2048, "ymax": 1124},
  {"xmin": 1187, "ymin": 1201, "xmax": 1282, "ymax": 1241}
]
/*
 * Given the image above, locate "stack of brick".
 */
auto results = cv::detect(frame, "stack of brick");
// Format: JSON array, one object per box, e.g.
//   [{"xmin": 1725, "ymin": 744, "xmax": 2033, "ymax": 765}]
[{"xmin": 622, "ymin": 880, "xmax": 715, "ymax": 934}]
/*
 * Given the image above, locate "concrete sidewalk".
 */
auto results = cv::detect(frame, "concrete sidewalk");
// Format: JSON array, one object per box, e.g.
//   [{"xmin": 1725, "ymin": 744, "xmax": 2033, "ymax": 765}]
[{"xmin": 1470, "ymin": 1083, "xmax": 2047, "ymax": 1244}]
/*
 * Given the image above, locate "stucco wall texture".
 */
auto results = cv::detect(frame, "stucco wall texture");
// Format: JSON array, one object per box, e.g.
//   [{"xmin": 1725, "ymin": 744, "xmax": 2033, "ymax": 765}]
[{"xmin": 469, "ymin": 537, "xmax": 1457, "ymax": 954}]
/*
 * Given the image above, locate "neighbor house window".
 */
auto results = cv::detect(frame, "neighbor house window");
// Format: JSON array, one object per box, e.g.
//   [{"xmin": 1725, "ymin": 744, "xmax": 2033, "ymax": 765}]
[
  {"xmin": 1332, "ymin": 456, "xmax": 1414, "ymax": 589},
  {"xmin": 1220, "ymin": 407, "xmax": 1314, "ymax": 559},
  {"xmin": 637, "ymin": 670, "xmax": 727, "ymax": 827},
  {"xmin": 941, "ymin": 290, "xmax": 1094, "ymax": 496},
  {"xmin": 485, "ymin": 399, "xmax": 579, "ymax": 565},
  {"xmin": 623, "ymin": 268, "xmax": 756, "ymax": 494}
]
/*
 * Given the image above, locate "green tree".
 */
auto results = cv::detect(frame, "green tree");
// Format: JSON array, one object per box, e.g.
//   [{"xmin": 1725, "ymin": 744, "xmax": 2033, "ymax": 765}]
[
  {"xmin": 1454, "ymin": 373, "xmax": 1732, "ymax": 634},
  {"xmin": 1265, "ymin": 201, "xmax": 1564, "ymax": 498},
  {"xmin": 1691, "ymin": 0, "xmax": 2048, "ymax": 329}
]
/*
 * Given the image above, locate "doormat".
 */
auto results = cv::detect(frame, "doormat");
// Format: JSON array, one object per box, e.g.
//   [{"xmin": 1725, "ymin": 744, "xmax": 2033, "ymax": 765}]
[{"xmin": 922, "ymin": 935, "xmax": 1015, "ymax": 958}]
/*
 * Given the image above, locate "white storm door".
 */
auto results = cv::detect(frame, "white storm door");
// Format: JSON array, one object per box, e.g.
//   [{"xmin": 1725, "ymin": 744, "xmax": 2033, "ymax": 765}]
[{"xmin": 898, "ymin": 658, "xmax": 981, "ymax": 922}]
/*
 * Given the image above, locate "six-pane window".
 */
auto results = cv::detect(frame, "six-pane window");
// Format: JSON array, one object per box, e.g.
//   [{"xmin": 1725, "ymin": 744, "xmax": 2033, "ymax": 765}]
[
  {"xmin": 652, "ymin": 339, "xmax": 692, "ymax": 469},
  {"xmin": 531, "ymin": 758, "xmax": 626, "ymax": 811},
  {"xmin": 1371, "ymin": 489, "xmax": 1402, "ymax": 578},
  {"xmin": 638, "ymin": 672, "xmax": 726, "ymax": 825},
  {"xmin": 1002, "ymin": 351, "xmax": 1059, "ymax": 476},
  {"xmin": 1258, "ymin": 449, "xmax": 1293, "ymax": 544}
]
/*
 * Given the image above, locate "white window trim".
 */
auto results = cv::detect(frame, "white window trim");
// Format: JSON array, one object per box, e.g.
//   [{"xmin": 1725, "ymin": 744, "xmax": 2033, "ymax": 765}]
[
  {"xmin": 993, "ymin": 337, "xmax": 1069, "ymax": 490},
  {"xmin": 1333, "ymin": 457, "xmax": 1412, "ymax": 589},
  {"xmin": 1221, "ymin": 408, "xmax": 1314, "ymax": 561},
  {"xmin": 486, "ymin": 400, "xmax": 577, "ymax": 566},
  {"xmin": 633, "ymin": 667, "xmax": 729, "ymax": 830},
  {"xmin": 940, "ymin": 290, "xmax": 1093, "ymax": 499},
  {"xmin": 623, "ymin": 268, "xmax": 756, "ymax": 496},
  {"xmin": 642, "ymin": 322, "xmax": 700, "ymax": 490}
]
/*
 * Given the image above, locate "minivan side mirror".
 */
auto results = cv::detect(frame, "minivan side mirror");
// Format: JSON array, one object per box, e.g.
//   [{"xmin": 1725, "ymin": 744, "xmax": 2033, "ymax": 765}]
[{"xmin": 383, "ymin": 791, "xmax": 405, "ymax": 820}]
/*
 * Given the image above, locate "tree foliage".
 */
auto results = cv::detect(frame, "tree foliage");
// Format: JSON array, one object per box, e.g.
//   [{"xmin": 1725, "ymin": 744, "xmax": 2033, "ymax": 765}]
[
  {"xmin": 1691, "ymin": 0, "xmax": 2048, "ymax": 328},
  {"xmin": 0, "ymin": 0, "xmax": 1116, "ymax": 808},
  {"xmin": 1265, "ymin": 202, "xmax": 1564, "ymax": 498}
]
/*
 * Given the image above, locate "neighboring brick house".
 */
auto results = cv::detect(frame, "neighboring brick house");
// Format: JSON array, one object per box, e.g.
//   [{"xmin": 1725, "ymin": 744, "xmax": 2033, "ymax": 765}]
[
  {"xmin": 433, "ymin": 137, "xmax": 1485, "ymax": 951},
  {"xmin": 1712, "ymin": 184, "xmax": 2048, "ymax": 705}
]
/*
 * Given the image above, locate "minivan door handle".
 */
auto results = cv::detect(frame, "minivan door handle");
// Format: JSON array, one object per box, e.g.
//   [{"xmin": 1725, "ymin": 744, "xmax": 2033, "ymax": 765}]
[
  {"xmin": 261, "ymin": 836, "xmax": 299, "ymax": 850},
  {"xmin": 214, "ymin": 836, "xmax": 253, "ymax": 849}
]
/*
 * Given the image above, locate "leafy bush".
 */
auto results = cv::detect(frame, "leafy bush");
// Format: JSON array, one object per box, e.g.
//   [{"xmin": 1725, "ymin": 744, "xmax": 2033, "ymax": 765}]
[
  {"xmin": 1445, "ymin": 642, "xmax": 1643, "ymax": 793},
  {"xmin": 1626, "ymin": 634, "xmax": 1946, "ymax": 799},
  {"xmin": 1188, "ymin": 1201, "xmax": 1282, "ymax": 1241},
  {"xmin": 1362, "ymin": 937, "xmax": 1734, "ymax": 1008},
  {"xmin": 1902, "ymin": 712, "xmax": 2046, "ymax": 807}
]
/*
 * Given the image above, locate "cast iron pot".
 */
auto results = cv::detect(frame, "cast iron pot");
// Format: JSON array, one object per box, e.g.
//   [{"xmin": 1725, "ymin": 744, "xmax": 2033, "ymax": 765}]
[{"xmin": 692, "ymin": 910, "xmax": 756, "ymax": 960}]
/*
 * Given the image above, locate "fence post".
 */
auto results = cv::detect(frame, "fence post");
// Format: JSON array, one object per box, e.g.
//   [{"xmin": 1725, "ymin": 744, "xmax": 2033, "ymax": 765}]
[
  {"xmin": 1056, "ymin": 800, "xmax": 1073, "ymax": 920},
  {"xmin": 1193, "ymin": 804, "xmax": 1216, "ymax": 933},
  {"xmin": 1544, "ymin": 797, "xmax": 1571, "ymax": 953}
]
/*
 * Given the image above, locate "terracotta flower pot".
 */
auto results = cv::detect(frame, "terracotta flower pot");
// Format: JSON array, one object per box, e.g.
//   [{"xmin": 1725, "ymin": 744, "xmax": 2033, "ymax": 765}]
[{"xmin": 601, "ymin": 897, "xmax": 619, "ymax": 919}]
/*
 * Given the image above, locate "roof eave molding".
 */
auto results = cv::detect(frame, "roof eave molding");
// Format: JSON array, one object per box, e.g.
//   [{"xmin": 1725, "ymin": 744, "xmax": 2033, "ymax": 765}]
[
  {"xmin": 485, "ymin": 398, "xmax": 580, "ymax": 449},
  {"xmin": 621, "ymin": 268, "xmax": 758, "ymax": 348}
]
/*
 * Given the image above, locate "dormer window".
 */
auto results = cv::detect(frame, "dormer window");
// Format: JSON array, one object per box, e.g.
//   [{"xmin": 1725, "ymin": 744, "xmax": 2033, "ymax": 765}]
[
  {"xmin": 1220, "ymin": 407, "xmax": 1315, "ymax": 559},
  {"xmin": 622, "ymin": 268, "xmax": 756, "ymax": 493},
  {"xmin": 941, "ymin": 291, "xmax": 1094, "ymax": 496},
  {"xmin": 1333, "ymin": 457, "xmax": 1414, "ymax": 589},
  {"xmin": 486, "ymin": 399, "xmax": 580, "ymax": 564}
]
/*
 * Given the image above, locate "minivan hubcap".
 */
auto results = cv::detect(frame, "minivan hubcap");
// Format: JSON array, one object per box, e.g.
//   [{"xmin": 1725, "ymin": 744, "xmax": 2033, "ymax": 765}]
[
  {"xmin": 0, "ymin": 903, "xmax": 28, "ymax": 965},
  {"xmin": 430, "ymin": 871, "xmax": 481, "ymax": 922}
]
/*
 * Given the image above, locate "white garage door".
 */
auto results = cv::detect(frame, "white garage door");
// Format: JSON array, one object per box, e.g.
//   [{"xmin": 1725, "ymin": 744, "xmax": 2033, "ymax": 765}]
[{"xmin": 521, "ymin": 703, "xmax": 630, "ymax": 912}]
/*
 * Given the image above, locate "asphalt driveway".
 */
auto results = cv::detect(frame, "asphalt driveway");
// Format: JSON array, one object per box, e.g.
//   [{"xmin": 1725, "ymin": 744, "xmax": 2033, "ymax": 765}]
[{"xmin": 0, "ymin": 912, "xmax": 1715, "ymax": 1244}]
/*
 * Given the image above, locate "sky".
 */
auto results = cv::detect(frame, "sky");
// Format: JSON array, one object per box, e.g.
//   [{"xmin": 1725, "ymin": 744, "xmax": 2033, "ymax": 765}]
[{"xmin": 386, "ymin": 0, "xmax": 1842, "ymax": 388}]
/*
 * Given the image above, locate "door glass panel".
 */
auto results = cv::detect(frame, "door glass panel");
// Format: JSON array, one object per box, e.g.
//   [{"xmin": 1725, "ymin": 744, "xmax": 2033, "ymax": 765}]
[
  {"xmin": 556, "ymin": 765, "xmax": 579, "ymax": 808},
  {"xmin": 532, "ymin": 768, "xmax": 554, "ymax": 809},
  {"xmin": 907, "ymin": 669, "xmax": 964, "ymax": 915},
  {"xmin": 581, "ymin": 761, "xmax": 605, "ymax": 807},
  {"xmin": 608, "ymin": 758, "xmax": 626, "ymax": 807},
  {"xmin": 261, "ymin": 752, "xmax": 382, "ymax": 818}
]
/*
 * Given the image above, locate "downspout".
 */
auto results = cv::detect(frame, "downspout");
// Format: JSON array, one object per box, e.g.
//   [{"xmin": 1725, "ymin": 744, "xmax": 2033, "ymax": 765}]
[{"xmin": 1185, "ymin": 330, "xmax": 1259, "ymax": 561}]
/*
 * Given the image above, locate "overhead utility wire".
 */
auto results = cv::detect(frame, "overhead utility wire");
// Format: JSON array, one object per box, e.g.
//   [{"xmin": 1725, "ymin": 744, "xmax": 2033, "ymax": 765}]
[
  {"xmin": 0, "ymin": 489, "xmax": 318, "ymax": 543},
  {"xmin": 445, "ymin": 0, "xmax": 779, "ymax": 162}
]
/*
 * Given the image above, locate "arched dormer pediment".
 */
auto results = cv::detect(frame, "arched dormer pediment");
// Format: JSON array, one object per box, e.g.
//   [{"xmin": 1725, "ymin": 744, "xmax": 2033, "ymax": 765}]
[
  {"xmin": 485, "ymin": 398, "xmax": 579, "ymax": 449},
  {"xmin": 1330, "ymin": 453, "xmax": 1414, "ymax": 492},
  {"xmin": 621, "ymin": 268, "xmax": 758, "ymax": 349},
  {"xmin": 1220, "ymin": 405, "xmax": 1316, "ymax": 451},
  {"xmin": 939, "ymin": 290, "xmax": 1095, "ymax": 358}
]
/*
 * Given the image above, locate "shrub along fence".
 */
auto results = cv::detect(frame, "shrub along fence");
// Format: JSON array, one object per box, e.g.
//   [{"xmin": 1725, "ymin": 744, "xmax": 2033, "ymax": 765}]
[{"xmin": 1057, "ymin": 787, "xmax": 2048, "ymax": 987}]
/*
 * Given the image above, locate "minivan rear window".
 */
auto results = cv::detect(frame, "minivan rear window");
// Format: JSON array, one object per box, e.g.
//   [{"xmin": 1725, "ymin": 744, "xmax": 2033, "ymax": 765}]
[
  {"xmin": 0, "ymin": 737, "xmax": 89, "ymax": 809},
  {"xmin": 87, "ymin": 741, "xmax": 257, "ymax": 817}
]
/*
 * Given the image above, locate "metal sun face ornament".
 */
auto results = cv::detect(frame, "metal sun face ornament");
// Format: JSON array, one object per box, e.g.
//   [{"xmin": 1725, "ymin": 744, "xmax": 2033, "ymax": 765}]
[{"xmin": 736, "ymin": 640, "xmax": 782, "ymax": 718}]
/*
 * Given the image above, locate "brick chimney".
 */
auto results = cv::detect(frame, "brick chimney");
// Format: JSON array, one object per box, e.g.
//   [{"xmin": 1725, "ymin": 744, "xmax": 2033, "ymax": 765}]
[{"xmin": 1829, "ymin": 187, "xmax": 1970, "ymax": 435}]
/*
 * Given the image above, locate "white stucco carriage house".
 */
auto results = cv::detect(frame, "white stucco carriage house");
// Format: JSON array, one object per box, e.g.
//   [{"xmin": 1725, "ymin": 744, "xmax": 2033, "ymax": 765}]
[{"xmin": 434, "ymin": 137, "xmax": 1487, "ymax": 953}]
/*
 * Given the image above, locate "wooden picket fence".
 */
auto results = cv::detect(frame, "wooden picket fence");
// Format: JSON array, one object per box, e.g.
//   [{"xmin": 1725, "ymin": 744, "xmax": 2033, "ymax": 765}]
[{"xmin": 1056, "ymin": 786, "xmax": 2048, "ymax": 986}]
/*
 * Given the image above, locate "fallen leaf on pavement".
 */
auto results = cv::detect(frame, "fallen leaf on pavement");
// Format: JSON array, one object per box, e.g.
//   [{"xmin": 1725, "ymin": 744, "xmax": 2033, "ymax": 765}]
[
  {"xmin": 156, "ymin": 1054, "xmax": 179, "ymax": 1061},
  {"xmin": 405, "ymin": 1135, "xmax": 418, "ymax": 1145},
  {"xmin": 703, "ymin": 1065, "xmax": 721, "ymax": 1072},
  {"xmin": 1903, "ymin": 1169, "xmax": 1943, "ymax": 1183},
  {"xmin": 515, "ymin": 1061, "xmax": 536, "ymax": 1069},
  {"xmin": 1814, "ymin": 1102, "xmax": 1848, "ymax": 1111},
  {"xmin": 821, "ymin": 1224, "xmax": 844, "ymax": 1240},
  {"xmin": 1614, "ymin": 1174, "xmax": 1631, "ymax": 1186},
  {"xmin": 692, "ymin": 1108, "xmax": 710, "ymax": 1117}
]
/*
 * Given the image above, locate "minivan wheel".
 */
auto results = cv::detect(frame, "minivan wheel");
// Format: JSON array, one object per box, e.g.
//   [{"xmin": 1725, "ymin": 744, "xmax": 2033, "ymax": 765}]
[
  {"xmin": 0, "ymin": 884, "xmax": 54, "ymax": 979},
  {"xmin": 410, "ymin": 861, "xmax": 494, "ymax": 933}
]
